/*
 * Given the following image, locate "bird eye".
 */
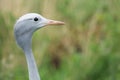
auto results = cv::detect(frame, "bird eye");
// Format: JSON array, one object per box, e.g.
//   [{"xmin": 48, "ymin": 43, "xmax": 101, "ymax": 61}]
[{"xmin": 34, "ymin": 17, "xmax": 38, "ymax": 21}]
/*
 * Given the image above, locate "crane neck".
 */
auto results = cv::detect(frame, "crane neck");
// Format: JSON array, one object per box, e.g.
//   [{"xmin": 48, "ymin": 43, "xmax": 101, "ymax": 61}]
[{"xmin": 23, "ymin": 40, "xmax": 41, "ymax": 80}]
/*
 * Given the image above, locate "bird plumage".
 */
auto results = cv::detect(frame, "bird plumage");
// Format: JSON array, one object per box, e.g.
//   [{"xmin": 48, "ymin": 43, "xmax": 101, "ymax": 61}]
[{"xmin": 14, "ymin": 13, "xmax": 64, "ymax": 80}]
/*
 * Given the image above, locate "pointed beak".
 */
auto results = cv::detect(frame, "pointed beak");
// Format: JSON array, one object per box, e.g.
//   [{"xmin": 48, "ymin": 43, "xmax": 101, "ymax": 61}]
[{"xmin": 47, "ymin": 19, "xmax": 65, "ymax": 25}]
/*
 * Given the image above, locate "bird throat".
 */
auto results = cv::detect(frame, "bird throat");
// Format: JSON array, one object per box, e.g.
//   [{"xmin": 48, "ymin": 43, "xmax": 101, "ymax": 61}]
[{"xmin": 21, "ymin": 33, "xmax": 40, "ymax": 80}]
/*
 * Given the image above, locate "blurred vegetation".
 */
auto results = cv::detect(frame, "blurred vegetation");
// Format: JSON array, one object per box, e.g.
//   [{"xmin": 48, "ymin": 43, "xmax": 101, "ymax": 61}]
[{"xmin": 0, "ymin": 0, "xmax": 120, "ymax": 80}]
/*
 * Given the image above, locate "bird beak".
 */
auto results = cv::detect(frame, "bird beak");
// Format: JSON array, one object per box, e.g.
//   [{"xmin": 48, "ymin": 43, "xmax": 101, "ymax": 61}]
[{"xmin": 47, "ymin": 19, "xmax": 65, "ymax": 25}]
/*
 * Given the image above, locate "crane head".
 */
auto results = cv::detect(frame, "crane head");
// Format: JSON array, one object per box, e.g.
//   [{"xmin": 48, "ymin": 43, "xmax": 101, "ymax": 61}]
[{"xmin": 14, "ymin": 13, "xmax": 64, "ymax": 50}]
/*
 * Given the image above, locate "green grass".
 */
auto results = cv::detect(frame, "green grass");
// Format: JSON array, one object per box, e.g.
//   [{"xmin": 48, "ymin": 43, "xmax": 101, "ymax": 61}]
[{"xmin": 0, "ymin": 0, "xmax": 120, "ymax": 80}]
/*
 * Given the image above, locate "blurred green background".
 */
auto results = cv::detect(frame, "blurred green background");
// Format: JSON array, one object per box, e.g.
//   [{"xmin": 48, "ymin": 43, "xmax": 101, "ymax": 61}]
[{"xmin": 0, "ymin": 0, "xmax": 120, "ymax": 80}]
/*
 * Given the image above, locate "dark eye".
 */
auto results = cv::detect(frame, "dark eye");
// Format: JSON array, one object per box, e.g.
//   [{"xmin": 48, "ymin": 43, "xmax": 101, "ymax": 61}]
[{"xmin": 34, "ymin": 17, "xmax": 38, "ymax": 21}]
